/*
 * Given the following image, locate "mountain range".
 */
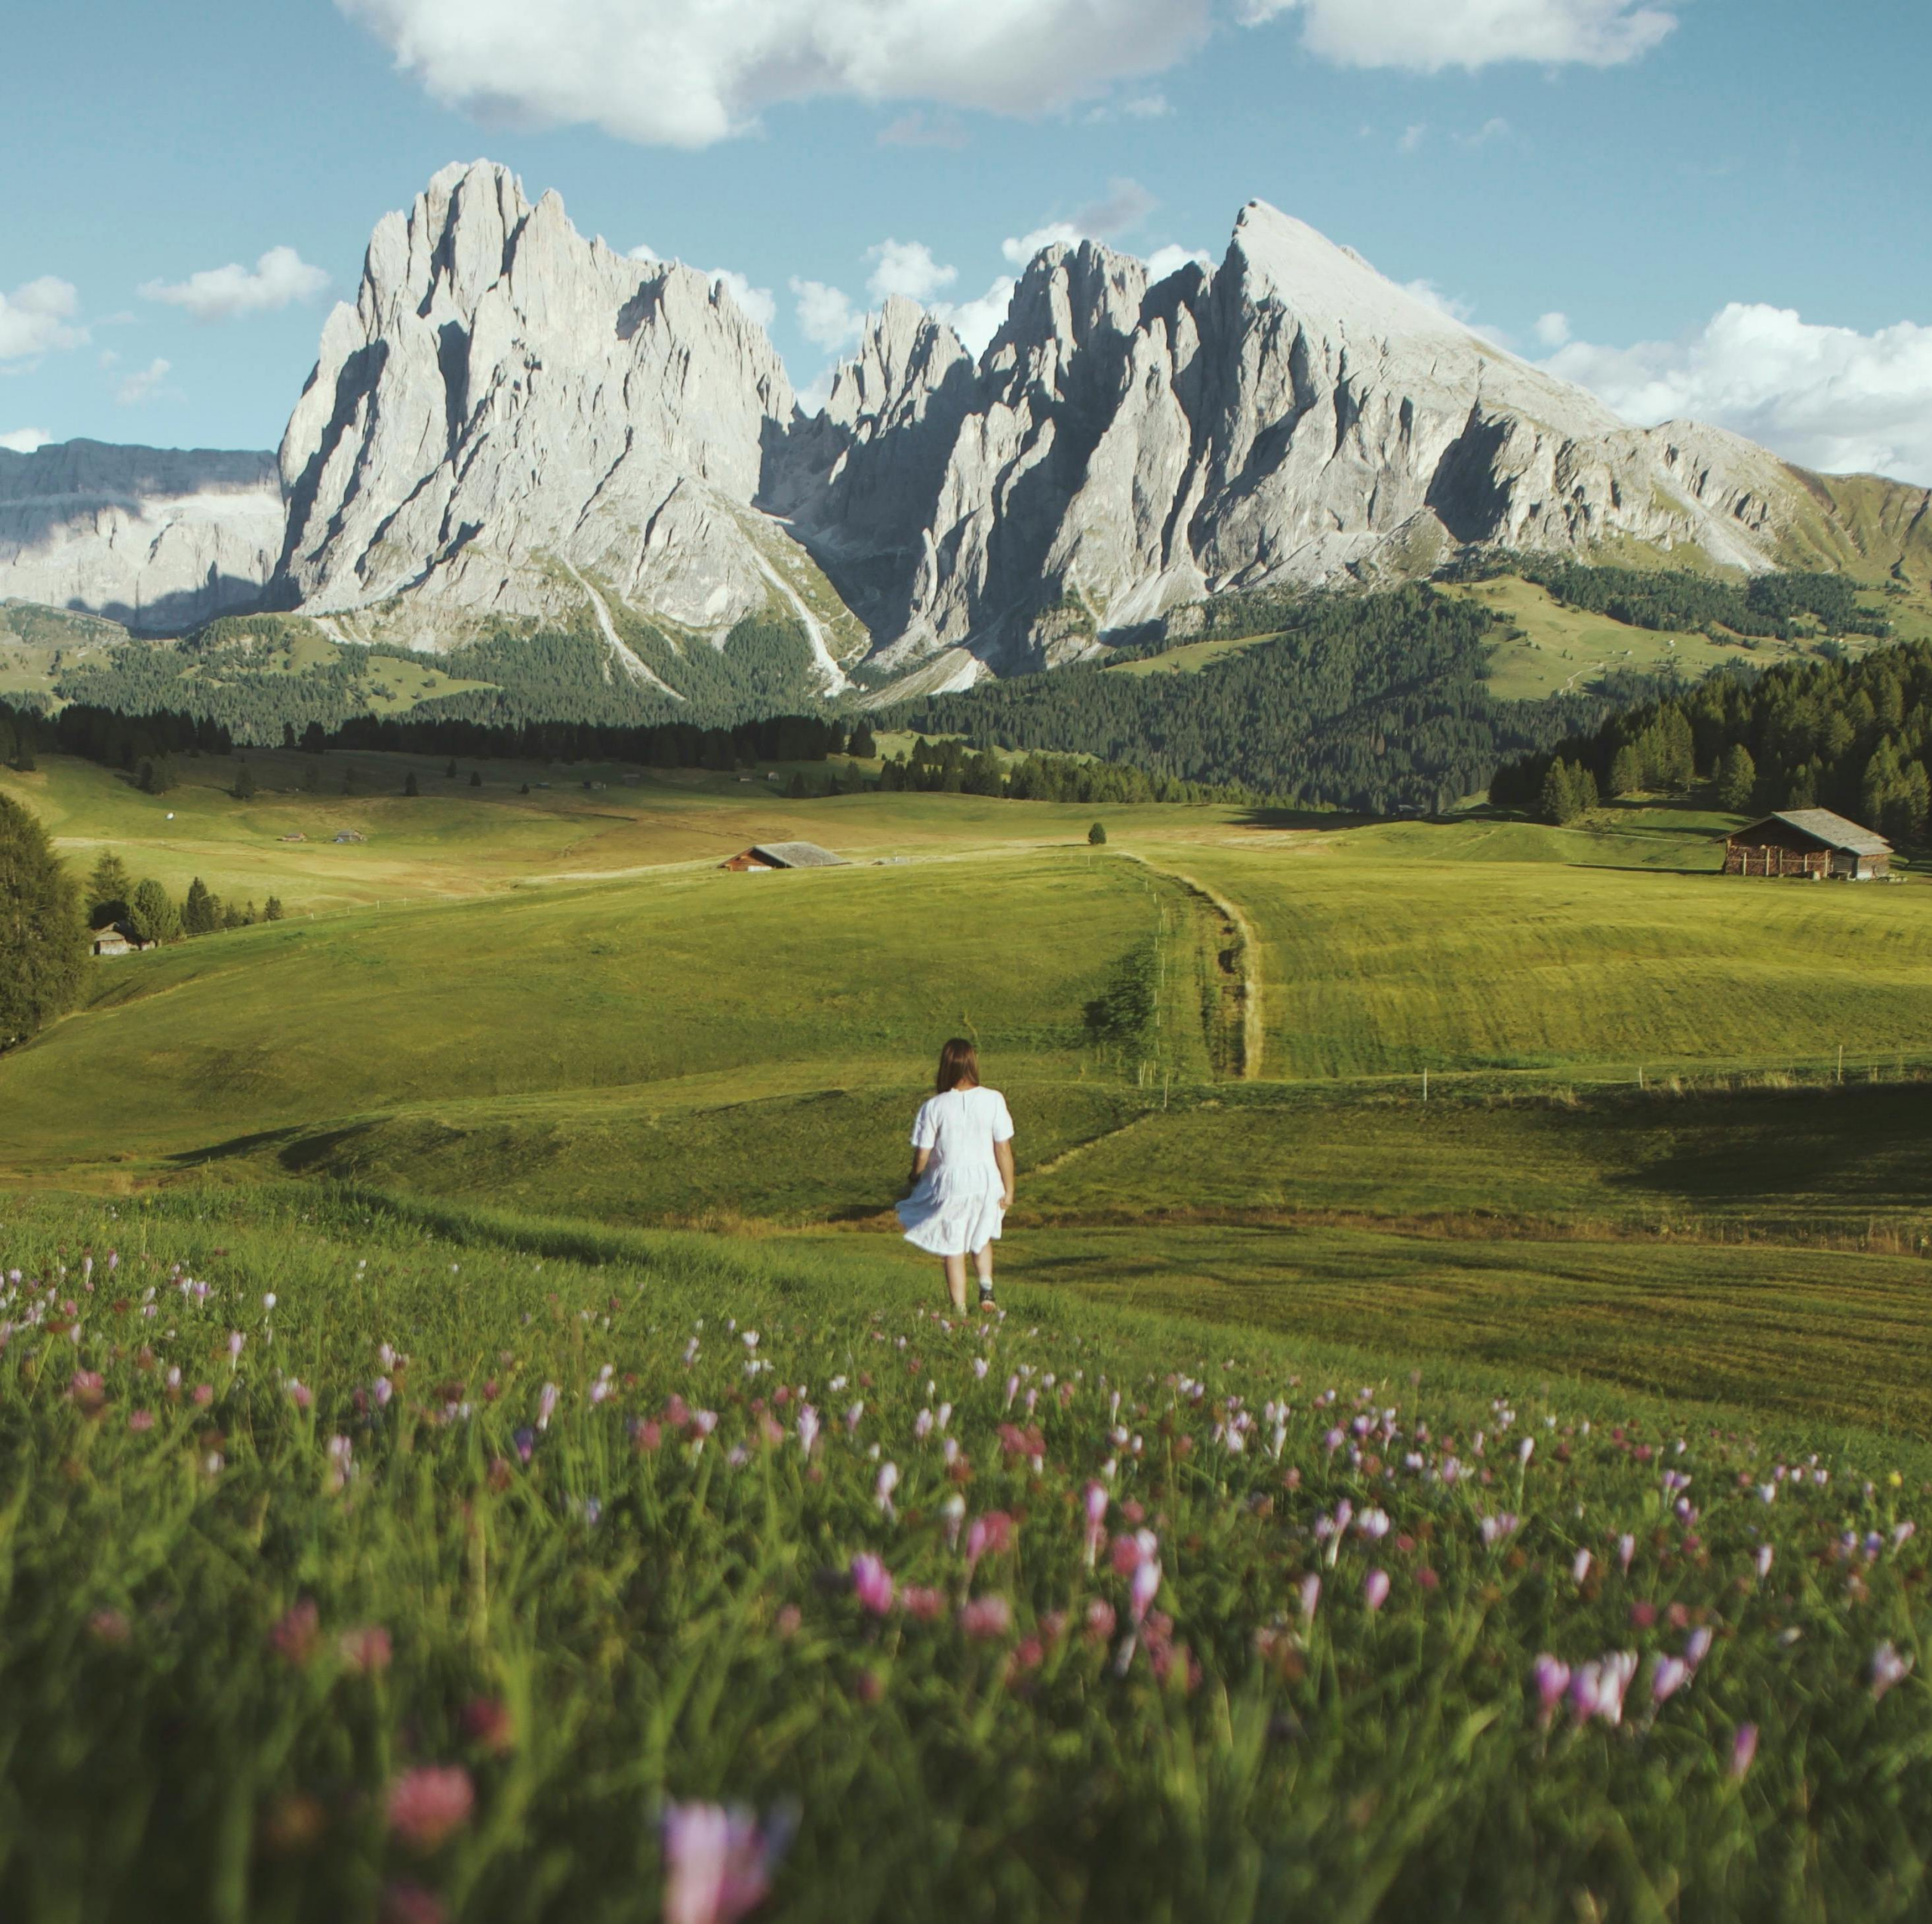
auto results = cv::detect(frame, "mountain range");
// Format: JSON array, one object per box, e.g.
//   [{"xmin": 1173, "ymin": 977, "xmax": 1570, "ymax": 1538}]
[{"xmin": 7, "ymin": 159, "xmax": 1929, "ymax": 703}]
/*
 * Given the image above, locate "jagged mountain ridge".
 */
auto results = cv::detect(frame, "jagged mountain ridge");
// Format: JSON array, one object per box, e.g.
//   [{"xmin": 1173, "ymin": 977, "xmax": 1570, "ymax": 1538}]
[
  {"xmin": 8, "ymin": 162, "xmax": 1927, "ymax": 689},
  {"xmin": 0, "ymin": 441, "xmax": 281, "ymax": 633}
]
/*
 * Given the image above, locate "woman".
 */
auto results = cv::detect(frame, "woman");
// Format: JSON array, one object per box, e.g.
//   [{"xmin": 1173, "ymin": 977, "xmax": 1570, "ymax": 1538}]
[{"xmin": 897, "ymin": 1038, "xmax": 1016, "ymax": 1313}]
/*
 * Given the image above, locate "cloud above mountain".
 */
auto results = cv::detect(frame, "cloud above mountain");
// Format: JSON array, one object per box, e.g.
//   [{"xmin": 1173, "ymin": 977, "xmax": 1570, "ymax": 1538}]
[
  {"xmin": 0, "ymin": 278, "xmax": 84, "ymax": 363},
  {"xmin": 337, "ymin": 0, "xmax": 1212, "ymax": 147},
  {"xmin": 1238, "ymin": 0, "xmax": 1677, "ymax": 71},
  {"xmin": 1545, "ymin": 303, "xmax": 1932, "ymax": 489},
  {"xmin": 140, "ymin": 247, "xmax": 330, "ymax": 322},
  {"xmin": 337, "ymin": 0, "xmax": 1675, "ymax": 147}
]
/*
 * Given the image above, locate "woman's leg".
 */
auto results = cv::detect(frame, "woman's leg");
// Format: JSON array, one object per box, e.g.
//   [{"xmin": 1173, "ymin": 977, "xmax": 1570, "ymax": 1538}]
[
  {"xmin": 973, "ymin": 1240, "xmax": 995, "ymax": 1308},
  {"xmin": 941, "ymin": 1253, "xmax": 968, "ymax": 1313}
]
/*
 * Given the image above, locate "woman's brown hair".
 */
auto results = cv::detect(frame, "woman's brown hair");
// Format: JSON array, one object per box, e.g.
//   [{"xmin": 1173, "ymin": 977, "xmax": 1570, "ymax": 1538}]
[{"xmin": 935, "ymin": 1037, "xmax": 981, "ymax": 1093}]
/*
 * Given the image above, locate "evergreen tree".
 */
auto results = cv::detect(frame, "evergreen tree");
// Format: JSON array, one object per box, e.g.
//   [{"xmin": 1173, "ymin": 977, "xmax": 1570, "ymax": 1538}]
[
  {"xmin": 137, "ymin": 754, "xmax": 177, "ymax": 795},
  {"xmin": 405, "ymin": 771, "xmax": 420, "ymax": 796},
  {"xmin": 1088, "ymin": 821, "xmax": 1108, "ymax": 845},
  {"xmin": 1607, "ymin": 744, "xmax": 1644, "ymax": 798},
  {"xmin": 787, "ymin": 774, "xmax": 807, "ymax": 799},
  {"xmin": 300, "ymin": 722, "xmax": 326, "ymax": 755},
  {"xmin": 469, "ymin": 769, "xmax": 482, "ymax": 787},
  {"xmin": 849, "ymin": 720, "xmax": 878, "ymax": 759},
  {"xmin": 129, "ymin": 879, "xmax": 181, "ymax": 947},
  {"xmin": 263, "ymin": 897, "xmax": 285, "ymax": 922},
  {"xmin": 221, "ymin": 900, "xmax": 246, "ymax": 931},
  {"xmin": 86, "ymin": 851, "xmax": 133, "ymax": 930},
  {"xmin": 182, "ymin": 878, "xmax": 219, "ymax": 937},
  {"xmin": 1717, "ymin": 743, "xmax": 1758, "ymax": 814},
  {"xmin": 445, "ymin": 758, "xmax": 457, "ymax": 778},
  {"xmin": 0, "ymin": 792, "xmax": 88, "ymax": 1047},
  {"xmin": 232, "ymin": 764, "xmax": 257, "ymax": 801}
]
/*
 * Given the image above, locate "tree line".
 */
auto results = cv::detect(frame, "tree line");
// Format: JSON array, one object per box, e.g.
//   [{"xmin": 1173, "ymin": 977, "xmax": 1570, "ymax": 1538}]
[
  {"xmin": 1492, "ymin": 636, "xmax": 1932, "ymax": 840},
  {"xmin": 881, "ymin": 585, "xmax": 1614, "ymax": 814}
]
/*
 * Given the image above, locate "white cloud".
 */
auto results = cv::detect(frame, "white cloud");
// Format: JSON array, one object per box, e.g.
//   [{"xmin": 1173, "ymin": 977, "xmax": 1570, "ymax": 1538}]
[
  {"xmin": 337, "ymin": 0, "xmax": 1212, "ymax": 147},
  {"xmin": 627, "ymin": 243, "xmax": 660, "ymax": 262},
  {"xmin": 1543, "ymin": 303, "xmax": 1932, "ymax": 487},
  {"xmin": 0, "ymin": 277, "xmax": 84, "ymax": 362},
  {"xmin": 1534, "ymin": 310, "xmax": 1572, "ymax": 348},
  {"xmin": 708, "ymin": 269, "xmax": 777, "ymax": 329},
  {"xmin": 1146, "ymin": 245, "xmax": 1213, "ymax": 282},
  {"xmin": 115, "ymin": 358, "xmax": 171, "ymax": 406},
  {"xmin": 934, "ymin": 279, "xmax": 1016, "ymax": 355},
  {"xmin": 0, "ymin": 428, "xmax": 52, "ymax": 454},
  {"xmin": 1398, "ymin": 122, "xmax": 1428, "ymax": 153},
  {"xmin": 140, "ymin": 246, "xmax": 329, "ymax": 322},
  {"xmin": 1002, "ymin": 222, "xmax": 1084, "ymax": 267},
  {"xmin": 1121, "ymin": 91, "xmax": 1172, "ymax": 117},
  {"xmin": 792, "ymin": 278, "xmax": 863, "ymax": 353},
  {"xmin": 1238, "ymin": 0, "xmax": 1676, "ymax": 69},
  {"xmin": 867, "ymin": 239, "xmax": 957, "ymax": 306}
]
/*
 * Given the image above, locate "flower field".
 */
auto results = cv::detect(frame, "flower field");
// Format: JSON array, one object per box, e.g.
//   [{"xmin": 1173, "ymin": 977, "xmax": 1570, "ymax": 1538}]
[{"xmin": 2, "ymin": 1189, "xmax": 1927, "ymax": 1923}]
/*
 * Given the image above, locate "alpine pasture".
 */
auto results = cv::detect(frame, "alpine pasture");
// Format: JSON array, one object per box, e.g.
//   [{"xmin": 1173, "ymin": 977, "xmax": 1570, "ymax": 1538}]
[{"xmin": 2, "ymin": 747, "xmax": 1929, "ymax": 1922}]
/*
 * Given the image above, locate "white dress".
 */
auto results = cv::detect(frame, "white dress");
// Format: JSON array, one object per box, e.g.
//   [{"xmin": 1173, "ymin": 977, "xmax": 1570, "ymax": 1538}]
[{"xmin": 896, "ymin": 1085, "xmax": 1015, "ymax": 1256}]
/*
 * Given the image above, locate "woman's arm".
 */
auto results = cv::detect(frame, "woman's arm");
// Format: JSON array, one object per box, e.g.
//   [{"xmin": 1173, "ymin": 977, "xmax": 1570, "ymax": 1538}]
[
  {"xmin": 908, "ymin": 1146, "xmax": 931, "ymax": 1192},
  {"xmin": 995, "ymin": 1138, "xmax": 1015, "ymax": 1209}
]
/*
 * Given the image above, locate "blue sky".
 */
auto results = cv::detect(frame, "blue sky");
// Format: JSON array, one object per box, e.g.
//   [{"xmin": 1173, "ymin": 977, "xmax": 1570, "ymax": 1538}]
[{"xmin": 5, "ymin": 0, "xmax": 1930, "ymax": 480}]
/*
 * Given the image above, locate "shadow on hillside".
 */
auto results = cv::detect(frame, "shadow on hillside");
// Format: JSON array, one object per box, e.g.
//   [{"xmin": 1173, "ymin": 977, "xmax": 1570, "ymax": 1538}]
[{"xmin": 167, "ymin": 1125, "xmax": 306, "ymax": 1168}]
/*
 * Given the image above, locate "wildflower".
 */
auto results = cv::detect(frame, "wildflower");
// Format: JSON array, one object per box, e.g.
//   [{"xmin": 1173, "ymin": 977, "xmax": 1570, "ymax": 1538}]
[
  {"xmin": 128, "ymin": 1409, "xmax": 154, "ymax": 1433},
  {"xmin": 874, "ymin": 1461, "xmax": 900, "ymax": 1519},
  {"xmin": 941, "ymin": 1493, "xmax": 966, "ymax": 1548},
  {"xmin": 844, "ymin": 1402, "xmax": 864, "ymax": 1435},
  {"xmin": 1478, "ymin": 1513, "xmax": 1519, "ymax": 1547},
  {"xmin": 263, "ymin": 1292, "xmax": 276, "ymax": 1310},
  {"xmin": 387, "ymin": 1766, "xmax": 475, "ymax": 1852},
  {"xmin": 1129, "ymin": 1558, "xmax": 1161, "ymax": 1627},
  {"xmin": 967, "ymin": 1512, "xmax": 1014, "ymax": 1571},
  {"xmin": 1363, "ymin": 1568, "xmax": 1390, "ymax": 1612},
  {"xmin": 1298, "ymin": 1574, "xmax": 1321, "ymax": 1623},
  {"xmin": 1617, "ymin": 1533, "xmax": 1636, "ymax": 1574},
  {"xmin": 850, "ymin": 1553, "xmax": 895, "ymax": 1617},
  {"xmin": 461, "ymin": 1696, "xmax": 515, "ymax": 1753},
  {"xmin": 1518, "ymin": 1437, "xmax": 1534, "ymax": 1466},
  {"xmin": 88, "ymin": 1607, "xmax": 132, "ymax": 1645},
  {"xmin": 959, "ymin": 1595, "xmax": 1013, "ymax": 1639},
  {"xmin": 1651, "ymin": 1656, "xmax": 1691, "ymax": 1704},
  {"xmin": 972, "ymin": 1358, "xmax": 989, "ymax": 1381},
  {"xmin": 1871, "ymin": 1642, "xmax": 1914, "ymax": 1701},
  {"xmin": 902, "ymin": 1585, "xmax": 946, "ymax": 1621},
  {"xmin": 1684, "ymin": 1627, "xmax": 1713, "ymax": 1667},
  {"xmin": 325, "ymin": 1434, "xmax": 355, "ymax": 1492},
  {"xmin": 340, "ymin": 1626, "xmax": 393, "ymax": 1673},
  {"xmin": 1083, "ymin": 1481, "xmax": 1109, "ymax": 1566},
  {"xmin": 1004, "ymin": 1374, "xmax": 1019, "ymax": 1409},
  {"xmin": 1755, "ymin": 1544, "xmax": 1774, "ymax": 1579},
  {"xmin": 373, "ymin": 1376, "xmax": 393, "ymax": 1408},
  {"xmin": 512, "ymin": 1427, "xmax": 535, "ymax": 1464},
  {"xmin": 660, "ymin": 1802, "xmax": 786, "ymax": 1924},
  {"xmin": 67, "ymin": 1369, "xmax": 106, "ymax": 1413},
  {"xmin": 1572, "ymin": 1549, "xmax": 1592, "ymax": 1585},
  {"xmin": 537, "ymin": 1383, "xmax": 558, "ymax": 1430},
  {"xmin": 1111, "ymin": 1528, "xmax": 1158, "ymax": 1578},
  {"xmin": 1730, "ymin": 1723, "xmax": 1758, "ymax": 1779},
  {"xmin": 1568, "ymin": 1652, "xmax": 1638, "ymax": 1726},
  {"xmin": 1531, "ymin": 1655, "xmax": 1570, "ymax": 1722},
  {"xmin": 381, "ymin": 1882, "xmax": 445, "ymax": 1924},
  {"xmin": 913, "ymin": 1409, "xmax": 933, "ymax": 1442},
  {"xmin": 1355, "ymin": 1507, "xmax": 1391, "ymax": 1541},
  {"xmin": 795, "ymin": 1405, "xmax": 820, "ymax": 1455},
  {"xmin": 227, "ymin": 1331, "xmax": 245, "ymax": 1362},
  {"xmin": 269, "ymin": 1600, "xmax": 321, "ymax": 1665}
]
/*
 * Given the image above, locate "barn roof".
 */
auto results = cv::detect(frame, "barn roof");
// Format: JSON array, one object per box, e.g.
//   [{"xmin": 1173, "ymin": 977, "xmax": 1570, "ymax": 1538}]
[
  {"xmin": 748, "ymin": 842, "xmax": 846, "ymax": 869},
  {"xmin": 1736, "ymin": 809, "xmax": 1893, "ymax": 855}
]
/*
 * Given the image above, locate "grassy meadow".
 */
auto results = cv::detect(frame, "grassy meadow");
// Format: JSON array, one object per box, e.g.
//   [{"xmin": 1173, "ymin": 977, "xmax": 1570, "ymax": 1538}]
[{"xmin": 3, "ymin": 743, "xmax": 1930, "ymax": 1918}]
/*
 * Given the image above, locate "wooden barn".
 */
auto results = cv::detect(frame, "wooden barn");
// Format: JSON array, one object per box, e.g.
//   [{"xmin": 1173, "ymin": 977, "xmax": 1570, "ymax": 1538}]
[
  {"xmin": 720, "ymin": 841, "xmax": 847, "ymax": 873},
  {"xmin": 1724, "ymin": 808, "xmax": 1893, "ymax": 880}
]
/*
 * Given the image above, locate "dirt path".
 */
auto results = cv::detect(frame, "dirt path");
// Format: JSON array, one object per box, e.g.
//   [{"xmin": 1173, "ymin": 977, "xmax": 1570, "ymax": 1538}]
[{"xmin": 1126, "ymin": 854, "xmax": 1265, "ymax": 1081}]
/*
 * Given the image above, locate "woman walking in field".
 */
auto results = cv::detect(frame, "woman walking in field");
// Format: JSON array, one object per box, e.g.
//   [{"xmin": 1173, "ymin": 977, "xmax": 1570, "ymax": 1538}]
[{"xmin": 897, "ymin": 1038, "xmax": 1016, "ymax": 1313}]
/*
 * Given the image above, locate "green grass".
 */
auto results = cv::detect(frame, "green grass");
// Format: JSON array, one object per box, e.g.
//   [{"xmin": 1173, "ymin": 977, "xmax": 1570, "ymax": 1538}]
[
  {"xmin": 1103, "ymin": 633, "xmax": 1287, "ymax": 678},
  {"xmin": 1, "ymin": 1185, "xmax": 1927, "ymax": 1922}
]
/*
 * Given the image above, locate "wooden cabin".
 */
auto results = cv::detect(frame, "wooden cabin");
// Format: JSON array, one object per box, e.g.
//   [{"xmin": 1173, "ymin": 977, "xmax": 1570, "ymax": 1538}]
[
  {"xmin": 720, "ymin": 841, "xmax": 847, "ymax": 873},
  {"xmin": 90, "ymin": 923, "xmax": 144, "ymax": 957},
  {"xmin": 1724, "ymin": 808, "xmax": 1892, "ymax": 880}
]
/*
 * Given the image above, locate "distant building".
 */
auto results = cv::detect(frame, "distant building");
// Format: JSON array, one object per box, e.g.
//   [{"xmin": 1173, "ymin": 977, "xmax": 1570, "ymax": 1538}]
[
  {"xmin": 279, "ymin": 832, "xmax": 306, "ymax": 843},
  {"xmin": 333, "ymin": 830, "xmax": 367, "ymax": 845},
  {"xmin": 720, "ymin": 841, "xmax": 847, "ymax": 872},
  {"xmin": 1724, "ymin": 809, "xmax": 1893, "ymax": 880},
  {"xmin": 91, "ymin": 924, "xmax": 142, "ymax": 957}
]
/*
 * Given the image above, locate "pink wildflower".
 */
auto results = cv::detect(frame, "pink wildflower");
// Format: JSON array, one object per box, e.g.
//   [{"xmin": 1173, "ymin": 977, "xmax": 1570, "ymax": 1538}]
[
  {"xmin": 1572, "ymin": 1549, "xmax": 1592, "ymax": 1585},
  {"xmin": 1531, "ymin": 1654, "xmax": 1571, "ymax": 1722},
  {"xmin": 874, "ymin": 1462, "xmax": 899, "ymax": 1519},
  {"xmin": 1129, "ymin": 1557, "xmax": 1161, "ymax": 1627},
  {"xmin": 1651, "ymin": 1656, "xmax": 1691, "ymax": 1704},
  {"xmin": 537, "ymin": 1383, "xmax": 558, "ymax": 1430},
  {"xmin": 965, "ymin": 1511, "xmax": 1014, "ymax": 1572},
  {"xmin": 1085, "ymin": 1598, "xmax": 1117, "ymax": 1643},
  {"xmin": 850, "ymin": 1553, "xmax": 895, "ymax": 1618},
  {"xmin": 1871, "ymin": 1642, "xmax": 1914, "ymax": 1701},
  {"xmin": 660, "ymin": 1802, "xmax": 785, "ymax": 1924},
  {"xmin": 386, "ymin": 1765, "xmax": 475, "ymax": 1852},
  {"xmin": 269, "ymin": 1599, "xmax": 321, "ymax": 1665},
  {"xmin": 795, "ymin": 1405, "xmax": 820, "ymax": 1455},
  {"xmin": 340, "ymin": 1625, "xmax": 393, "ymax": 1673},
  {"xmin": 902, "ymin": 1586, "xmax": 946, "ymax": 1622},
  {"xmin": 1730, "ymin": 1722, "xmax": 1758, "ymax": 1779},
  {"xmin": 1363, "ymin": 1568, "xmax": 1390, "ymax": 1613},
  {"xmin": 1298, "ymin": 1574, "xmax": 1321, "ymax": 1622},
  {"xmin": 959, "ymin": 1594, "xmax": 1013, "ymax": 1639}
]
